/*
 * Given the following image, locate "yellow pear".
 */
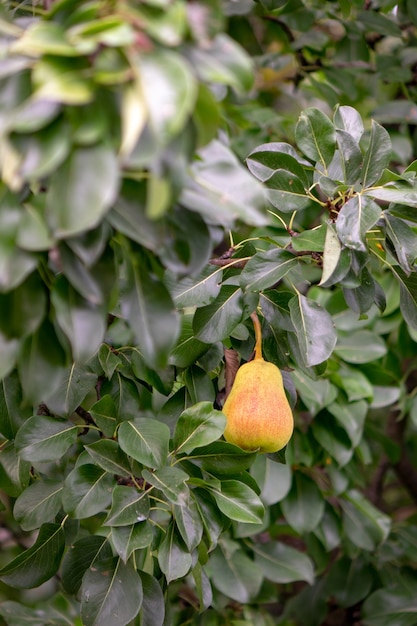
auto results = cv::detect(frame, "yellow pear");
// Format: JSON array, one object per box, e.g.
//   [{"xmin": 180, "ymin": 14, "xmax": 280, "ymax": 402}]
[{"xmin": 222, "ymin": 313, "xmax": 294, "ymax": 453}]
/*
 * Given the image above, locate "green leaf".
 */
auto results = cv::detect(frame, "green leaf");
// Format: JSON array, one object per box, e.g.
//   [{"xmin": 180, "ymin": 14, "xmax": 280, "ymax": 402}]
[
  {"xmin": 341, "ymin": 489, "xmax": 391, "ymax": 550},
  {"xmin": 169, "ymin": 314, "xmax": 209, "ymax": 368},
  {"xmin": 312, "ymin": 413, "xmax": 353, "ymax": 466},
  {"xmin": 52, "ymin": 278, "xmax": 106, "ymax": 362},
  {"xmin": 250, "ymin": 456, "xmax": 292, "ymax": 505},
  {"xmin": 265, "ymin": 169, "xmax": 310, "ymax": 211},
  {"xmin": 385, "ymin": 214, "xmax": 417, "ymax": 274},
  {"xmin": 111, "ymin": 523, "xmax": 153, "ymax": 562},
  {"xmin": 85, "ymin": 440, "xmax": 131, "ymax": 477},
  {"xmin": 335, "ymin": 330, "xmax": 387, "ymax": 363},
  {"xmin": 0, "ymin": 333, "xmax": 19, "ymax": 380},
  {"xmin": 0, "ymin": 441, "xmax": 30, "ymax": 497},
  {"xmin": 13, "ymin": 479, "xmax": 63, "ymax": 531},
  {"xmin": 281, "ymin": 473, "xmax": 325, "ymax": 534},
  {"xmin": 33, "ymin": 57, "xmax": 94, "ymax": 104},
  {"xmin": 295, "ymin": 107, "xmax": 336, "ymax": 167},
  {"xmin": 15, "ymin": 415, "xmax": 78, "ymax": 462},
  {"xmin": 291, "ymin": 225, "xmax": 326, "ymax": 252},
  {"xmin": 158, "ymin": 522, "xmax": 193, "ymax": 583},
  {"xmin": 289, "ymin": 293, "xmax": 337, "ymax": 366},
  {"xmin": 246, "ymin": 142, "xmax": 310, "ymax": 183},
  {"xmin": 253, "ymin": 541, "xmax": 314, "ymax": 585},
  {"xmin": 208, "ymin": 541, "xmax": 262, "ymax": 603},
  {"xmin": 62, "ymin": 464, "xmax": 114, "ymax": 518},
  {"xmin": 188, "ymin": 441, "xmax": 258, "ymax": 474},
  {"xmin": 138, "ymin": 571, "xmax": 165, "ymax": 626},
  {"xmin": 336, "ymin": 129, "xmax": 363, "ymax": 184},
  {"xmin": 0, "ymin": 371, "xmax": 31, "ymax": 439},
  {"xmin": 181, "ymin": 140, "xmax": 268, "ymax": 228},
  {"xmin": 336, "ymin": 195, "xmax": 381, "ymax": 252},
  {"xmin": 174, "ymin": 496, "xmax": 204, "ymax": 551},
  {"xmin": 334, "ymin": 105, "xmax": 364, "ymax": 144},
  {"xmin": 240, "ymin": 248, "xmax": 299, "ymax": 292},
  {"xmin": 104, "ymin": 486, "xmax": 150, "ymax": 526},
  {"xmin": 189, "ymin": 33, "xmax": 253, "ymax": 93},
  {"xmin": 142, "ymin": 466, "xmax": 189, "ymax": 505},
  {"xmin": 17, "ymin": 319, "xmax": 68, "ymax": 404},
  {"xmin": 193, "ymin": 285, "xmax": 243, "ymax": 343},
  {"xmin": 89, "ymin": 395, "xmax": 118, "ymax": 438},
  {"xmin": 207, "ymin": 479, "xmax": 264, "ymax": 524},
  {"xmin": 0, "ymin": 271, "xmax": 46, "ymax": 339},
  {"xmin": 45, "ymin": 363, "xmax": 97, "ymax": 417},
  {"xmin": 167, "ymin": 266, "xmax": 221, "ymax": 309},
  {"xmin": 0, "ymin": 600, "xmax": 69, "ymax": 626},
  {"xmin": 361, "ymin": 120, "xmax": 392, "ymax": 187},
  {"xmin": 46, "ymin": 144, "xmax": 119, "ymax": 237},
  {"xmin": 173, "ymin": 401, "xmax": 226, "ymax": 454},
  {"xmin": 118, "ymin": 418, "xmax": 170, "ymax": 469},
  {"xmin": 326, "ymin": 555, "xmax": 373, "ymax": 608},
  {"xmin": 328, "ymin": 400, "xmax": 367, "ymax": 447},
  {"xmin": 81, "ymin": 557, "xmax": 142, "ymax": 626},
  {"xmin": 319, "ymin": 223, "xmax": 352, "ymax": 287},
  {"xmin": 390, "ymin": 265, "xmax": 417, "ymax": 330},
  {"xmin": 137, "ymin": 49, "xmax": 197, "ymax": 145},
  {"xmin": 61, "ymin": 535, "xmax": 112, "ymax": 595},
  {"xmin": 120, "ymin": 252, "xmax": 180, "ymax": 370},
  {"xmin": 362, "ymin": 587, "xmax": 417, "ymax": 626},
  {"xmin": 0, "ymin": 523, "xmax": 64, "ymax": 589}
]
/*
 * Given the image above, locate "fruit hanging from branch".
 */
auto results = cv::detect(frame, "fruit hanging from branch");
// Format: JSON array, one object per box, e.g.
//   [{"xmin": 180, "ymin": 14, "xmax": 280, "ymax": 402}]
[{"xmin": 222, "ymin": 312, "xmax": 294, "ymax": 453}]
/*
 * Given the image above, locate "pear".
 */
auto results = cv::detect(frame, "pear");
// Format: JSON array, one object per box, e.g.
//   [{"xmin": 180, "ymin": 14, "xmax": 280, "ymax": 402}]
[{"xmin": 222, "ymin": 313, "xmax": 294, "ymax": 453}]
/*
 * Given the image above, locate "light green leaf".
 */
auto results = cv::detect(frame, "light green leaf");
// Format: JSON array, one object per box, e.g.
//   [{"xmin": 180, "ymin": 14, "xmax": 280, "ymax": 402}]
[
  {"xmin": 138, "ymin": 49, "xmax": 197, "ymax": 145},
  {"xmin": 173, "ymin": 401, "xmax": 226, "ymax": 454},
  {"xmin": 207, "ymin": 479, "xmax": 264, "ymax": 524}
]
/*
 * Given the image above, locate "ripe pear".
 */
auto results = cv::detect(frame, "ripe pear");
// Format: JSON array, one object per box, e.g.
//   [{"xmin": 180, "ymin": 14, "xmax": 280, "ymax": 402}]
[{"xmin": 222, "ymin": 313, "xmax": 294, "ymax": 453}]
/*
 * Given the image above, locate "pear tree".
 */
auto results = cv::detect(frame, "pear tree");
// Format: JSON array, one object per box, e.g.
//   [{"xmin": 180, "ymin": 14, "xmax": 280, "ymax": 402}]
[{"xmin": 2, "ymin": 1, "xmax": 417, "ymax": 625}]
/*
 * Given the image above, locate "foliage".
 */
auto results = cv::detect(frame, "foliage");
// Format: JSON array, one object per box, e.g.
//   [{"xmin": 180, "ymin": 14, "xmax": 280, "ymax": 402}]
[{"xmin": 2, "ymin": 1, "xmax": 417, "ymax": 625}]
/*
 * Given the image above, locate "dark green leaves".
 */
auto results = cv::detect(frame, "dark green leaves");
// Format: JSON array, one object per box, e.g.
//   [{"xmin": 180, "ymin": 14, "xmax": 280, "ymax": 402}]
[
  {"xmin": 81, "ymin": 558, "xmax": 142, "ymax": 626},
  {"xmin": 0, "ymin": 523, "xmax": 64, "ymax": 589},
  {"xmin": 46, "ymin": 144, "xmax": 119, "ymax": 237},
  {"xmin": 295, "ymin": 107, "xmax": 336, "ymax": 168},
  {"xmin": 173, "ymin": 402, "xmax": 226, "ymax": 454},
  {"xmin": 289, "ymin": 293, "xmax": 337, "ymax": 366},
  {"xmin": 118, "ymin": 418, "xmax": 170, "ymax": 469},
  {"xmin": 15, "ymin": 415, "xmax": 78, "ymax": 462}
]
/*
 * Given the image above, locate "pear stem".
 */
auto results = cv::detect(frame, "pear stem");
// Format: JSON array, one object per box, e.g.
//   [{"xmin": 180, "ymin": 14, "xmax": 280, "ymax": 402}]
[{"xmin": 250, "ymin": 311, "xmax": 263, "ymax": 360}]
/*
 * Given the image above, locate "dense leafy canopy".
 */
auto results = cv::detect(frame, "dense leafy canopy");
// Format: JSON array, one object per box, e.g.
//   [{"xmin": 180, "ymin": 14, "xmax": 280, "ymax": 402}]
[{"xmin": 2, "ymin": 1, "xmax": 417, "ymax": 625}]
